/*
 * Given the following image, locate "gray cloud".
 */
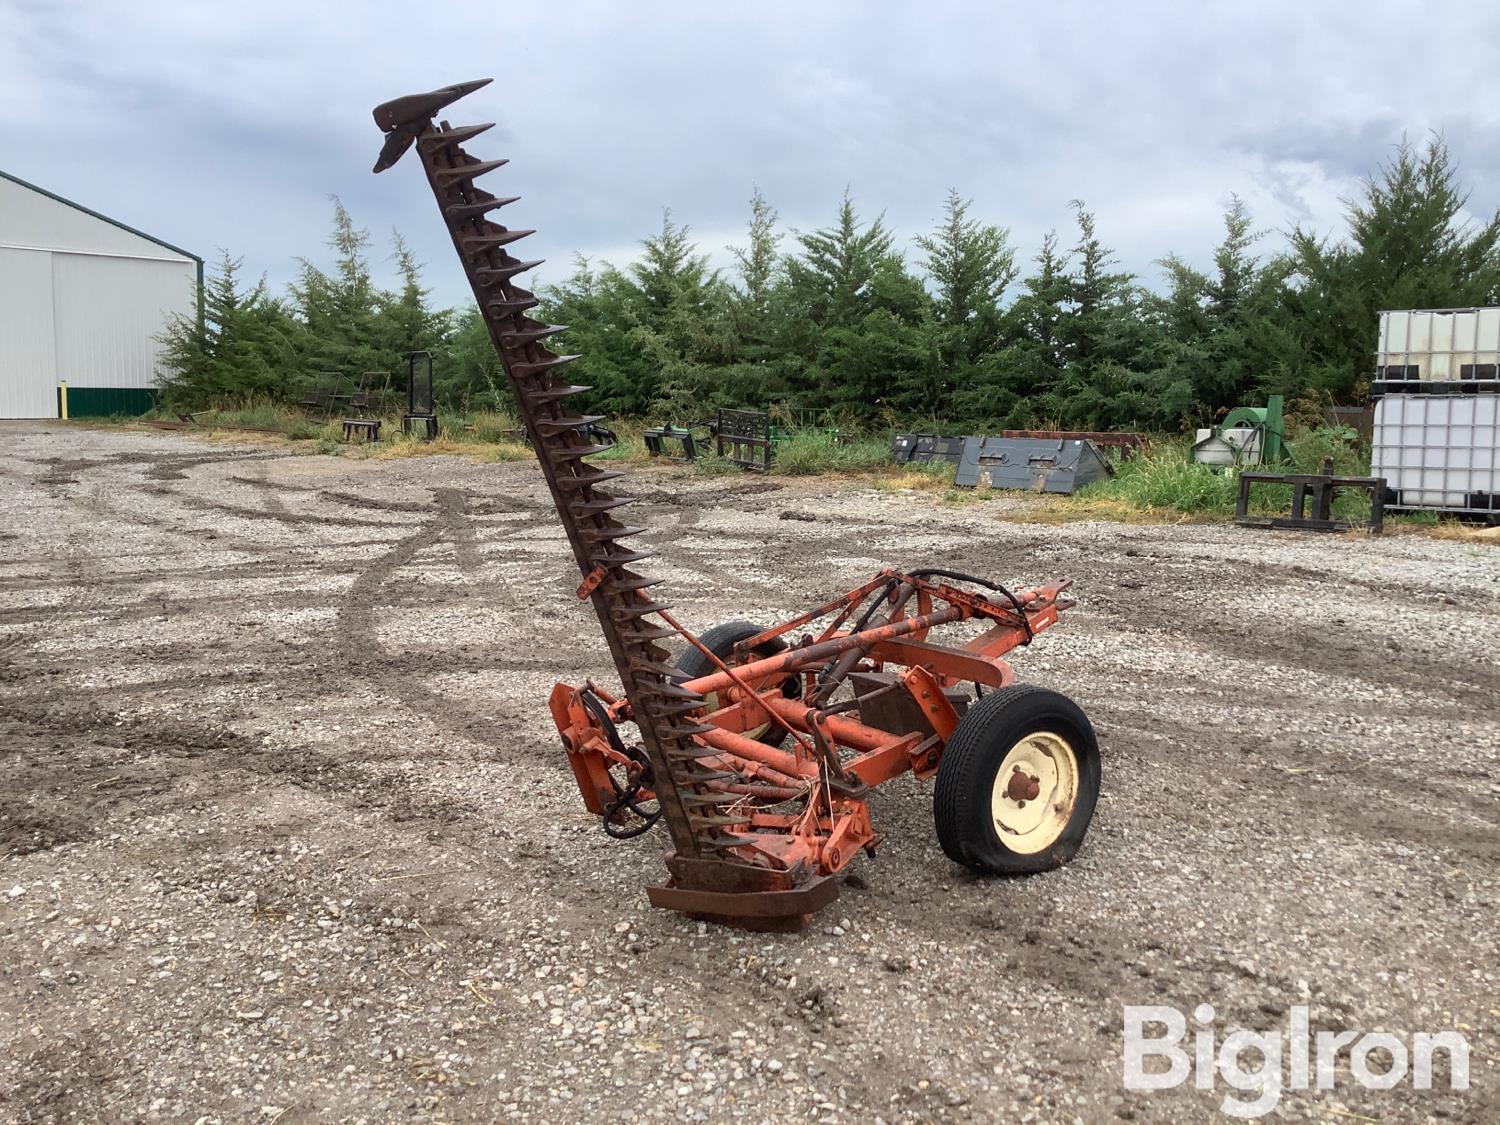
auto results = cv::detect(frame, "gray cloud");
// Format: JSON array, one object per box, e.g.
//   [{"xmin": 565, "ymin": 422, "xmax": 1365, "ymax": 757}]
[{"xmin": 5, "ymin": 0, "xmax": 1499, "ymax": 308}]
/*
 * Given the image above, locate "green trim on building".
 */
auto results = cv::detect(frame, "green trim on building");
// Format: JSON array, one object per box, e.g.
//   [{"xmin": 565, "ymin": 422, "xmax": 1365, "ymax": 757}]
[{"xmin": 63, "ymin": 387, "xmax": 158, "ymax": 418}]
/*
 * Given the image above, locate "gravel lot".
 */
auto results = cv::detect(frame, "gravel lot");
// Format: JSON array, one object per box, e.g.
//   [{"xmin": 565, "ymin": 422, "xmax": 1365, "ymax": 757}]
[{"xmin": 1, "ymin": 420, "xmax": 1496, "ymax": 1123}]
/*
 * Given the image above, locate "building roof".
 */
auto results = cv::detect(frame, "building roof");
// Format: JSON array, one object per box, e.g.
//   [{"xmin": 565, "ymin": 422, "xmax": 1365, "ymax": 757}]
[{"xmin": 0, "ymin": 168, "xmax": 202, "ymax": 265}]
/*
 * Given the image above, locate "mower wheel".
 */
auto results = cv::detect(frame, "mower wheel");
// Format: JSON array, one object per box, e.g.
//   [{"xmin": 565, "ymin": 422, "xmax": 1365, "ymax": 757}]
[
  {"xmin": 933, "ymin": 684, "xmax": 1099, "ymax": 874},
  {"xmin": 675, "ymin": 621, "xmax": 800, "ymax": 745}
]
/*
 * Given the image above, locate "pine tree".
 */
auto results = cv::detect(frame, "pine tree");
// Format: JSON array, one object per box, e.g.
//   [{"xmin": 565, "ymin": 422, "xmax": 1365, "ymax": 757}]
[
  {"xmin": 731, "ymin": 188, "xmax": 783, "ymax": 316},
  {"xmin": 786, "ymin": 191, "xmax": 897, "ymax": 328},
  {"xmin": 629, "ymin": 209, "xmax": 714, "ymax": 323},
  {"xmin": 155, "ymin": 250, "xmax": 294, "ymax": 405},
  {"xmin": 1286, "ymin": 136, "xmax": 1500, "ymax": 398},
  {"xmin": 915, "ymin": 189, "xmax": 1017, "ymax": 329},
  {"xmin": 1051, "ymin": 202, "xmax": 1156, "ymax": 427},
  {"xmin": 379, "ymin": 232, "xmax": 448, "ymax": 357},
  {"xmin": 287, "ymin": 198, "xmax": 386, "ymax": 386}
]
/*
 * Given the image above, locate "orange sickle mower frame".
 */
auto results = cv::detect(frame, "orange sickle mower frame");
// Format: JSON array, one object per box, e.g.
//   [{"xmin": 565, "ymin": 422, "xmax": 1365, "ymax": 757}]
[
  {"xmin": 369, "ymin": 79, "xmax": 1093, "ymax": 933},
  {"xmin": 550, "ymin": 567, "xmax": 1075, "ymax": 927}
]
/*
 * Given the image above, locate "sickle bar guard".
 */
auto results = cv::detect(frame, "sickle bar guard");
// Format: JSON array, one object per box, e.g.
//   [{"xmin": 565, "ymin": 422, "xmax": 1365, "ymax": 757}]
[{"xmin": 371, "ymin": 82, "xmax": 1096, "ymax": 930}]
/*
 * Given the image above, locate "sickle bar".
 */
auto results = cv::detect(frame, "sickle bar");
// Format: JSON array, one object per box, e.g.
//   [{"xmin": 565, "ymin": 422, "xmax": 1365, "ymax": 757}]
[{"xmin": 371, "ymin": 82, "xmax": 828, "ymax": 926}]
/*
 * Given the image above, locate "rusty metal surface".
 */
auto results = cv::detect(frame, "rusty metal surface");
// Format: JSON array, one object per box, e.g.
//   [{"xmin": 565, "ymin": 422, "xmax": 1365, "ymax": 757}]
[
  {"xmin": 371, "ymin": 81, "xmax": 795, "ymax": 911},
  {"xmin": 1236, "ymin": 456, "xmax": 1387, "ymax": 533},
  {"xmin": 715, "ymin": 408, "xmax": 772, "ymax": 471},
  {"xmin": 372, "ymin": 82, "xmax": 1093, "ymax": 929}
]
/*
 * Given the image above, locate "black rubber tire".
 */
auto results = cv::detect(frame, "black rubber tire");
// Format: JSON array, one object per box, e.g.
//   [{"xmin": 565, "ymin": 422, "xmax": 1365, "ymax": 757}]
[
  {"xmin": 675, "ymin": 621, "xmax": 798, "ymax": 745},
  {"xmin": 933, "ymin": 684, "xmax": 1100, "ymax": 875}
]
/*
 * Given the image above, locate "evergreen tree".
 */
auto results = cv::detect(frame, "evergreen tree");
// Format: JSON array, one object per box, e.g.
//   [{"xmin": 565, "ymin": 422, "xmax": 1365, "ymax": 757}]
[
  {"xmin": 156, "ymin": 250, "xmax": 296, "ymax": 405},
  {"xmin": 540, "ymin": 255, "xmax": 654, "ymax": 416},
  {"xmin": 909, "ymin": 190, "xmax": 1019, "ymax": 418},
  {"xmin": 915, "ymin": 189, "xmax": 1017, "ymax": 331},
  {"xmin": 378, "ymin": 232, "xmax": 449, "ymax": 359},
  {"xmin": 958, "ymin": 232, "xmax": 1072, "ymax": 426},
  {"xmin": 731, "ymin": 188, "xmax": 783, "ymax": 316},
  {"xmin": 1286, "ymin": 136, "xmax": 1500, "ymax": 398},
  {"xmin": 1051, "ymin": 203, "xmax": 1155, "ymax": 428},
  {"xmin": 785, "ymin": 191, "xmax": 898, "ymax": 329},
  {"xmin": 287, "ymin": 198, "xmax": 387, "ymax": 383},
  {"xmin": 154, "ymin": 130, "xmax": 1500, "ymax": 434}
]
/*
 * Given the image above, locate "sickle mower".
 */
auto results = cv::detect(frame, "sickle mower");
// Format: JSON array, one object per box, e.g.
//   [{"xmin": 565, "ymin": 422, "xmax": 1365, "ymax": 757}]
[{"xmin": 372, "ymin": 81, "xmax": 1102, "ymax": 930}]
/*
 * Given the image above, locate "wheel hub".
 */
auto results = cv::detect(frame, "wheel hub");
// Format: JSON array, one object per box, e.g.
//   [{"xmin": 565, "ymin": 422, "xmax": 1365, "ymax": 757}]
[
  {"xmin": 989, "ymin": 731, "xmax": 1080, "ymax": 854},
  {"xmin": 1005, "ymin": 766, "xmax": 1041, "ymax": 802}
]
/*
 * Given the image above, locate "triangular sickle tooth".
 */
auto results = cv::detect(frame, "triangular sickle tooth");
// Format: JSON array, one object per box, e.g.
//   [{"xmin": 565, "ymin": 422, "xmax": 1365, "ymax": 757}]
[
  {"xmin": 618, "ymin": 624, "xmax": 676, "ymax": 642},
  {"xmin": 678, "ymin": 770, "xmax": 736, "ymax": 784},
  {"xmin": 487, "ymin": 296, "xmax": 540, "ymax": 316},
  {"xmin": 446, "ymin": 197, "xmax": 521, "ymax": 222},
  {"xmin": 625, "ymin": 658, "xmax": 681, "ymax": 678},
  {"xmin": 435, "ymin": 157, "xmax": 509, "ymax": 182},
  {"xmin": 641, "ymin": 684, "xmax": 702, "ymax": 702},
  {"xmin": 531, "ymin": 382, "xmax": 591, "ymax": 404},
  {"xmin": 372, "ymin": 79, "xmax": 492, "ymax": 132},
  {"xmin": 580, "ymin": 522, "xmax": 647, "ymax": 541},
  {"xmin": 569, "ymin": 495, "xmax": 636, "ymax": 516},
  {"xmin": 598, "ymin": 570, "xmax": 663, "ymax": 588},
  {"xmin": 462, "ymin": 229, "xmax": 535, "ymax": 251},
  {"xmin": 662, "ymin": 739, "xmax": 720, "ymax": 754},
  {"xmin": 512, "ymin": 354, "xmax": 580, "ymax": 376},
  {"xmin": 533, "ymin": 413, "xmax": 606, "ymax": 436},
  {"xmin": 549, "ymin": 442, "xmax": 613, "ymax": 461},
  {"xmin": 474, "ymin": 258, "xmax": 544, "ymax": 283},
  {"xmin": 591, "ymin": 550, "xmax": 653, "ymax": 567},
  {"xmin": 686, "ymin": 814, "xmax": 751, "ymax": 829},
  {"xmin": 680, "ymin": 794, "xmax": 740, "ymax": 808},
  {"xmin": 421, "ymin": 122, "xmax": 496, "ymax": 147},
  {"xmin": 500, "ymin": 324, "xmax": 567, "ymax": 347},
  {"xmin": 555, "ymin": 470, "xmax": 624, "ymax": 490},
  {"xmin": 610, "ymin": 602, "xmax": 670, "ymax": 622}
]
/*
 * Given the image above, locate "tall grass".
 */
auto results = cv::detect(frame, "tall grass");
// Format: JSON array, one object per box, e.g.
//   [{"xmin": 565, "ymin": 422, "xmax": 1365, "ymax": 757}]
[
  {"xmin": 1078, "ymin": 441, "xmax": 1241, "ymax": 516},
  {"xmin": 767, "ymin": 431, "xmax": 893, "ymax": 475},
  {"xmin": 1065, "ymin": 428, "xmax": 1377, "ymax": 520}
]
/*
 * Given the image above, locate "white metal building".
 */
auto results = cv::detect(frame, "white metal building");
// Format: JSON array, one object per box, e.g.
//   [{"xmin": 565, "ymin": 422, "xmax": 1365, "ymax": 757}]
[{"xmin": 0, "ymin": 169, "xmax": 201, "ymax": 418}]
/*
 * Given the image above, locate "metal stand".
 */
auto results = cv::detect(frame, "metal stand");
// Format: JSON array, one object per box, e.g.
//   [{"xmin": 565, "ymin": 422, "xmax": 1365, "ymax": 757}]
[
  {"xmin": 341, "ymin": 419, "xmax": 381, "ymax": 442},
  {"xmin": 1236, "ymin": 457, "xmax": 1386, "ymax": 533},
  {"xmin": 403, "ymin": 350, "xmax": 438, "ymax": 440},
  {"xmin": 715, "ymin": 408, "xmax": 772, "ymax": 471},
  {"xmin": 644, "ymin": 425, "xmax": 700, "ymax": 462}
]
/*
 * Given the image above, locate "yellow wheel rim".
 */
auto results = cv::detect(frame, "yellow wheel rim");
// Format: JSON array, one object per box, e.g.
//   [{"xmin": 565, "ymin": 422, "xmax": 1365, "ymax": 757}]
[
  {"xmin": 700, "ymin": 687, "xmax": 773, "ymax": 741},
  {"xmin": 989, "ymin": 731, "xmax": 1079, "ymax": 855},
  {"xmin": 702, "ymin": 671, "xmax": 800, "ymax": 742}
]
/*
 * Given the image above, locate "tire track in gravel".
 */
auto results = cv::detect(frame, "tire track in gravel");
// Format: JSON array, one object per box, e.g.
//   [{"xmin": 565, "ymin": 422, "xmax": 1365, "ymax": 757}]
[
  {"xmin": 432, "ymin": 487, "xmax": 482, "ymax": 572},
  {"xmin": 0, "ymin": 699, "xmax": 510, "ymax": 858},
  {"xmin": 335, "ymin": 490, "xmax": 548, "ymax": 756},
  {"xmin": 1099, "ymin": 708, "xmax": 1500, "ymax": 862},
  {"xmin": 168, "ymin": 492, "xmax": 409, "ymax": 530},
  {"xmin": 245, "ymin": 461, "xmax": 289, "ymax": 516}
]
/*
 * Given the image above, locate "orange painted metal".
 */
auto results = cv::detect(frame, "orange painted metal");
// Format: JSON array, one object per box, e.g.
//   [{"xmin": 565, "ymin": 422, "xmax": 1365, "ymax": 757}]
[
  {"xmin": 549, "ymin": 570, "xmax": 1075, "ymax": 906},
  {"xmin": 901, "ymin": 665, "xmax": 961, "ymax": 740}
]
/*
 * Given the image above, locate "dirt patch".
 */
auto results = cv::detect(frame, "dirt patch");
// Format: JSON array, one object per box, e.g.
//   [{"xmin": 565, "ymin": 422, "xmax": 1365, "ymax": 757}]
[{"xmin": 0, "ymin": 420, "xmax": 1495, "ymax": 1122}]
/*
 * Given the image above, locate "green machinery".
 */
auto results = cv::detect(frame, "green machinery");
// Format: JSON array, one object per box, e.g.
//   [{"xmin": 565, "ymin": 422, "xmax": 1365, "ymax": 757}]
[{"xmin": 1191, "ymin": 394, "xmax": 1288, "ymax": 467}]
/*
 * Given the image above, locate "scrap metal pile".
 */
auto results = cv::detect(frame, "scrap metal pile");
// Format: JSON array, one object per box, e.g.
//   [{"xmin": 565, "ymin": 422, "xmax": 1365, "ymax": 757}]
[{"xmin": 372, "ymin": 81, "xmax": 1101, "ymax": 929}]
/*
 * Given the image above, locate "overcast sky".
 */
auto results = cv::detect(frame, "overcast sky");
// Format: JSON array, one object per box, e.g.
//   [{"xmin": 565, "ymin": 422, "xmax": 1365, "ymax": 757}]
[{"xmin": 6, "ymin": 0, "xmax": 1500, "ymax": 309}]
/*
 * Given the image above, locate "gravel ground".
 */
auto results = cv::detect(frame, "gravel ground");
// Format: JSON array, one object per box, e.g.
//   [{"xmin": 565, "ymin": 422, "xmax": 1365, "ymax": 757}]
[{"xmin": 1, "ymin": 420, "xmax": 1496, "ymax": 1124}]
